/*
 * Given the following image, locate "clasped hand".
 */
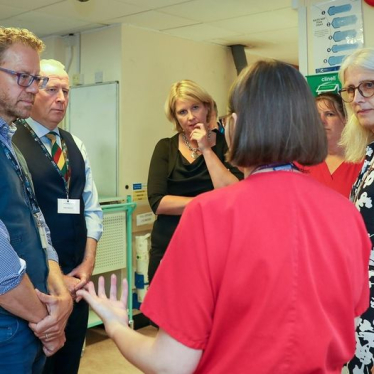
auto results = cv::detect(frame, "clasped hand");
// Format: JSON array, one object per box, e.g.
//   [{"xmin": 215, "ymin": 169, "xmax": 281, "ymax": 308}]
[
  {"xmin": 29, "ymin": 289, "xmax": 73, "ymax": 356},
  {"xmin": 67, "ymin": 258, "xmax": 95, "ymax": 298}
]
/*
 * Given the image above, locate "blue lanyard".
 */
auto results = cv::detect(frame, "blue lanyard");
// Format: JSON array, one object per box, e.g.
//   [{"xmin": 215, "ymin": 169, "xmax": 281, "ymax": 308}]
[
  {"xmin": 252, "ymin": 162, "xmax": 299, "ymax": 174},
  {"xmin": 20, "ymin": 120, "xmax": 71, "ymax": 198},
  {"xmin": 0, "ymin": 139, "xmax": 40, "ymax": 215}
]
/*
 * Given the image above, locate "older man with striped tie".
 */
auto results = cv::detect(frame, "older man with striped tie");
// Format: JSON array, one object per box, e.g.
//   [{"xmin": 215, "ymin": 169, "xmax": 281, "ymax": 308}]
[{"xmin": 13, "ymin": 59, "xmax": 103, "ymax": 374}]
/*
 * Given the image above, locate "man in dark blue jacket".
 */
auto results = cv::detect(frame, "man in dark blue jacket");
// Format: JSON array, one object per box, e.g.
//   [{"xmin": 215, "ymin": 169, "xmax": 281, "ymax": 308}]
[{"xmin": 0, "ymin": 27, "xmax": 73, "ymax": 374}]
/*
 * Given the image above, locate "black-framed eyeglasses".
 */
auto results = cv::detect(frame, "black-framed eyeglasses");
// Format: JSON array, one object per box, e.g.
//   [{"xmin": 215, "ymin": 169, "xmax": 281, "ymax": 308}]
[
  {"xmin": 0, "ymin": 66, "xmax": 49, "ymax": 89},
  {"xmin": 339, "ymin": 80, "xmax": 374, "ymax": 103}
]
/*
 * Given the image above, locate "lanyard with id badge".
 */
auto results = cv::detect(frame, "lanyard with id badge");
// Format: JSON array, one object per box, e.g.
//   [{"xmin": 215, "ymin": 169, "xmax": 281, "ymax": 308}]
[
  {"xmin": 22, "ymin": 121, "xmax": 81, "ymax": 215},
  {"xmin": 0, "ymin": 139, "xmax": 49, "ymax": 249}
]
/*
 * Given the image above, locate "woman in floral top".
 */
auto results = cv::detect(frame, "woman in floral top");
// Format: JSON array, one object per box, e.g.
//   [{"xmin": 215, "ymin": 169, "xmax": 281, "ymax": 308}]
[{"xmin": 339, "ymin": 47, "xmax": 374, "ymax": 374}]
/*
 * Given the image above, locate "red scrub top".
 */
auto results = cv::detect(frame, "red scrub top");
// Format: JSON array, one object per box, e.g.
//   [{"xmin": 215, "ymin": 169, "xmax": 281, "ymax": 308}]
[
  {"xmin": 141, "ymin": 171, "xmax": 370, "ymax": 374},
  {"xmin": 299, "ymin": 160, "xmax": 363, "ymax": 198}
]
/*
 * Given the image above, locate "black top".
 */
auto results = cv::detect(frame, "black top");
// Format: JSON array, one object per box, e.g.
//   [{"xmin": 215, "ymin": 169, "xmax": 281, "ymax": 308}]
[{"xmin": 147, "ymin": 131, "xmax": 243, "ymax": 255}]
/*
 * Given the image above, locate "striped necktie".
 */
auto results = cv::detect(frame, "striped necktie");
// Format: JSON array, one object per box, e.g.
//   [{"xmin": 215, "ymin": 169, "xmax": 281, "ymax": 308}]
[{"xmin": 46, "ymin": 132, "xmax": 68, "ymax": 180}]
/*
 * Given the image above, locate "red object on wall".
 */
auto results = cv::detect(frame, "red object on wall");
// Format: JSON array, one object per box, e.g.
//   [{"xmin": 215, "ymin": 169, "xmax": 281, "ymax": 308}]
[{"xmin": 364, "ymin": 0, "xmax": 374, "ymax": 6}]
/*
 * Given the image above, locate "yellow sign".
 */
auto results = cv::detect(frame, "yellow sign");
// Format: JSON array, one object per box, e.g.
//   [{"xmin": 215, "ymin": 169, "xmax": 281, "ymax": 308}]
[{"xmin": 133, "ymin": 189, "xmax": 147, "ymax": 202}]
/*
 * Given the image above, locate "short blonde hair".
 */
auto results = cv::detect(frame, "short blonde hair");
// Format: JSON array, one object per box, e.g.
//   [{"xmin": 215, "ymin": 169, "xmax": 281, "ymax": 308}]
[
  {"xmin": 164, "ymin": 79, "xmax": 214, "ymax": 132},
  {"xmin": 0, "ymin": 27, "xmax": 45, "ymax": 64},
  {"xmin": 339, "ymin": 47, "xmax": 374, "ymax": 162}
]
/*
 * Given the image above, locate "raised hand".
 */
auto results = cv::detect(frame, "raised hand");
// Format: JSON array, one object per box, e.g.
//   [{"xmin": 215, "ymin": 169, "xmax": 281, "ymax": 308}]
[{"xmin": 76, "ymin": 274, "xmax": 129, "ymax": 338}]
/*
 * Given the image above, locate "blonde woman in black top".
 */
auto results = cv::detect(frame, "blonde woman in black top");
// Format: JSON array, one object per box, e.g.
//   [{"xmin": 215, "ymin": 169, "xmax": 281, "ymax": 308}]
[{"xmin": 147, "ymin": 80, "xmax": 243, "ymax": 282}]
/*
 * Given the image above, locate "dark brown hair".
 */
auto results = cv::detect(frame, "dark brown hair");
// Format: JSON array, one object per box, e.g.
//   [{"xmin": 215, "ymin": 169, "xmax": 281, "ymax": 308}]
[{"xmin": 227, "ymin": 60, "xmax": 327, "ymax": 167}]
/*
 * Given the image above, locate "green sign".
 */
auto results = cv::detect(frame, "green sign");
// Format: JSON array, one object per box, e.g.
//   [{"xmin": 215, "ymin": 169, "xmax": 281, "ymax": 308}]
[{"xmin": 306, "ymin": 73, "xmax": 341, "ymax": 96}]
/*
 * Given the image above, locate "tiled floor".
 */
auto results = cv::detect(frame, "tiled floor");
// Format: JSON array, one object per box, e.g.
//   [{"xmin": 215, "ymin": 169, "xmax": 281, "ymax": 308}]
[{"xmin": 79, "ymin": 325, "xmax": 158, "ymax": 374}]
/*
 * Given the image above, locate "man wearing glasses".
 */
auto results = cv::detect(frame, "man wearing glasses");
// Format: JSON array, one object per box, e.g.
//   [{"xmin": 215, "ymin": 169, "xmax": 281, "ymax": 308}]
[{"xmin": 0, "ymin": 27, "xmax": 73, "ymax": 373}]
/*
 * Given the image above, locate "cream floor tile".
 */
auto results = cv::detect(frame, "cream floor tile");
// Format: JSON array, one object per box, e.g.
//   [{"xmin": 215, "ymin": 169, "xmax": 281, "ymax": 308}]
[{"xmin": 79, "ymin": 325, "xmax": 157, "ymax": 374}]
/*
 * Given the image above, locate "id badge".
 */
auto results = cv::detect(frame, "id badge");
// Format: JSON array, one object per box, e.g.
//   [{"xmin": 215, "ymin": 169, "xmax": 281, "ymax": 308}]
[
  {"xmin": 34, "ymin": 212, "xmax": 48, "ymax": 249},
  {"xmin": 57, "ymin": 198, "xmax": 80, "ymax": 214},
  {"xmin": 38, "ymin": 224, "xmax": 48, "ymax": 249}
]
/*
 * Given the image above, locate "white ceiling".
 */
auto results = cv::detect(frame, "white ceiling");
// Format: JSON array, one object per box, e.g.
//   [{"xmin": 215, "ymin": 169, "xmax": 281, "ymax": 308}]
[{"xmin": 0, "ymin": 0, "xmax": 299, "ymax": 65}]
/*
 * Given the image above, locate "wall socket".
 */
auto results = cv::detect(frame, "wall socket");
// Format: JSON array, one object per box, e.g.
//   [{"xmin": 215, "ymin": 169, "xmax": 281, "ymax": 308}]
[
  {"xmin": 72, "ymin": 73, "xmax": 84, "ymax": 86},
  {"xmin": 95, "ymin": 71, "xmax": 103, "ymax": 83}
]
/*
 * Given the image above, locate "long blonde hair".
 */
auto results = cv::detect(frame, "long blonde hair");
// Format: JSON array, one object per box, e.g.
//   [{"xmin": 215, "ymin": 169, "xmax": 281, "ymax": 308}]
[{"xmin": 339, "ymin": 48, "xmax": 374, "ymax": 162}]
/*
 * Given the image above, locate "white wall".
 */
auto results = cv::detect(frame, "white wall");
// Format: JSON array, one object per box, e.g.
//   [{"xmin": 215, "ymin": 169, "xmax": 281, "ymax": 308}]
[
  {"xmin": 119, "ymin": 25, "xmax": 236, "ymax": 194},
  {"xmin": 42, "ymin": 36, "xmax": 66, "ymax": 63},
  {"xmin": 80, "ymin": 26, "xmax": 122, "ymax": 85},
  {"xmin": 362, "ymin": 1, "xmax": 374, "ymax": 46},
  {"xmin": 42, "ymin": 25, "xmax": 237, "ymax": 198}
]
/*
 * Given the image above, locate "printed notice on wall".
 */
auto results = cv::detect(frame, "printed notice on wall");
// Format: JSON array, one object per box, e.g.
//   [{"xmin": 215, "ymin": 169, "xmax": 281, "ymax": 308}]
[
  {"xmin": 132, "ymin": 183, "xmax": 147, "ymax": 202},
  {"xmin": 311, "ymin": 0, "xmax": 363, "ymax": 74}
]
